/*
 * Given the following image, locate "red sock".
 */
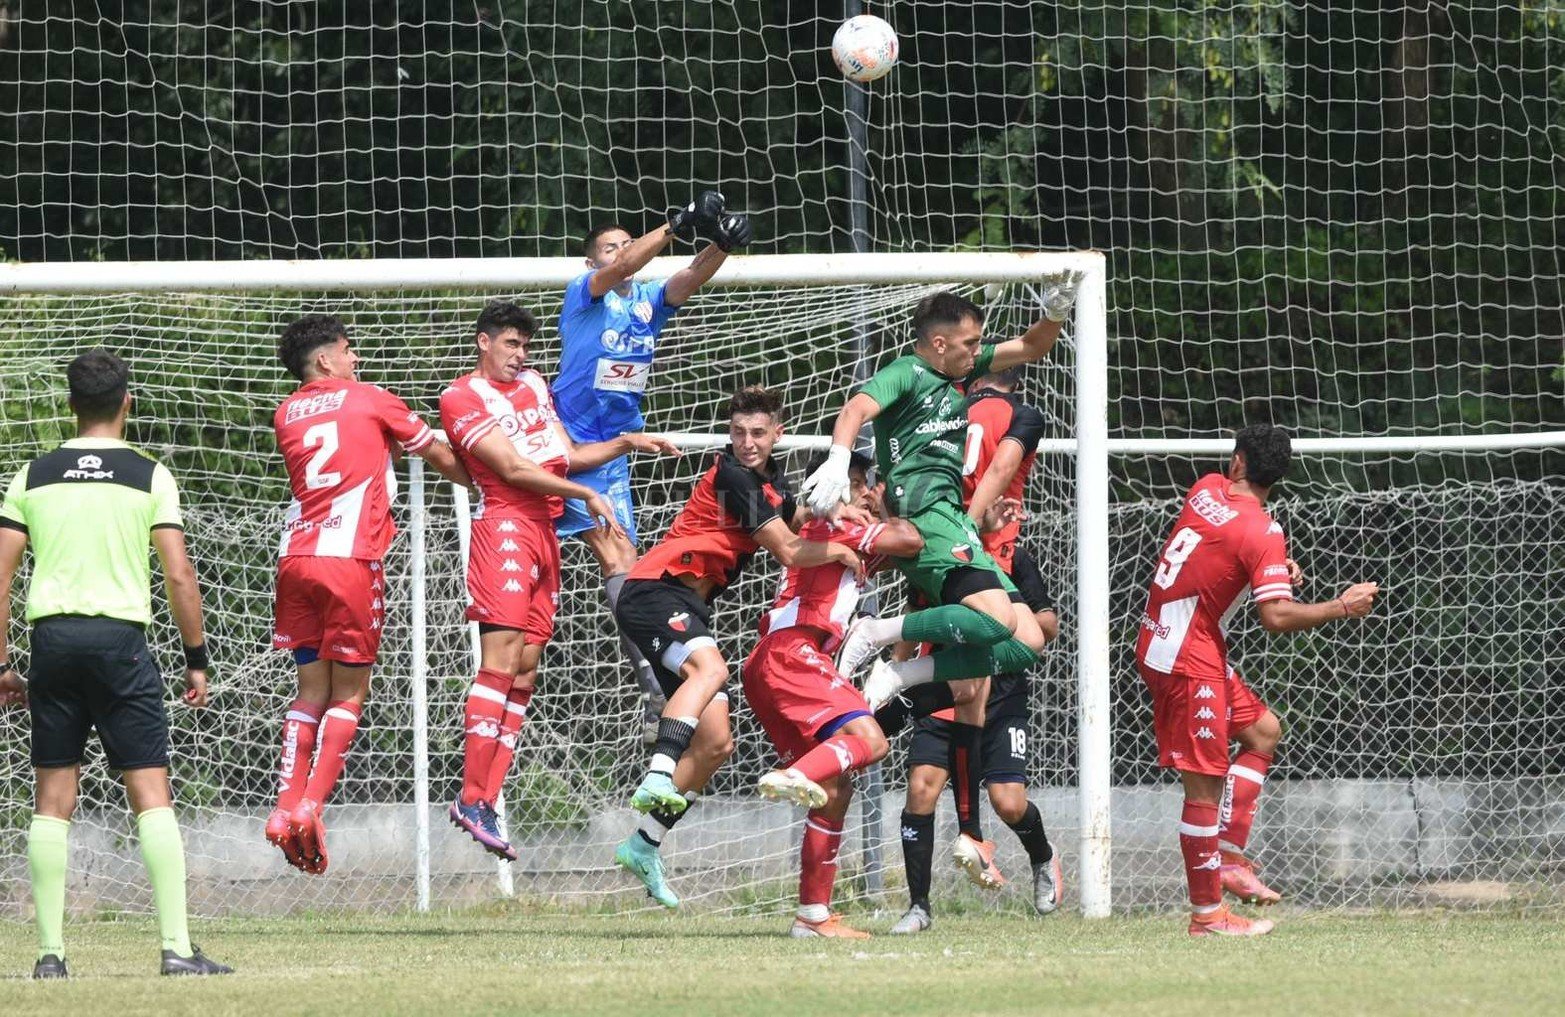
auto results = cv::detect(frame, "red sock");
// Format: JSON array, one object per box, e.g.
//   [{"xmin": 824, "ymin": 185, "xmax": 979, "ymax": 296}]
[
  {"xmin": 1219, "ymin": 750, "xmax": 1272, "ymax": 852},
  {"xmin": 799, "ymin": 811, "xmax": 845, "ymax": 909},
  {"xmin": 301, "ymin": 700, "xmax": 362, "ymax": 806},
  {"xmin": 275, "ymin": 699, "xmax": 322, "ymax": 812},
  {"xmin": 461, "ymin": 669, "xmax": 512, "ymax": 806},
  {"xmin": 790, "ymin": 734, "xmax": 876, "ymax": 785},
  {"xmin": 1180, "ymin": 799, "xmax": 1222, "ymax": 911},
  {"xmin": 483, "ymin": 686, "xmax": 533, "ymax": 803}
]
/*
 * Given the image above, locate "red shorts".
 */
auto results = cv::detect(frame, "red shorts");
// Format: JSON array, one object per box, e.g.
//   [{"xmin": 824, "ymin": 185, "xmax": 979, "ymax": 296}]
[
  {"xmin": 1139, "ymin": 665, "xmax": 1267, "ymax": 776},
  {"xmin": 273, "ymin": 556, "xmax": 385, "ymax": 665},
  {"xmin": 741, "ymin": 628, "xmax": 871, "ymax": 767},
  {"xmin": 466, "ymin": 515, "xmax": 560, "ymax": 644}
]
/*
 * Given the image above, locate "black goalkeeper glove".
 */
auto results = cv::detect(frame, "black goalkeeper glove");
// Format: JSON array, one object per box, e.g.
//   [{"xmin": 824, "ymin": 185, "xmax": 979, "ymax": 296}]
[
  {"xmin": 712, "ymin": 212, "xmax": 754, "ymax": 252},
  {"xmin": 667, "ymin": 190, "xmax": 726, "ymax": 243}
]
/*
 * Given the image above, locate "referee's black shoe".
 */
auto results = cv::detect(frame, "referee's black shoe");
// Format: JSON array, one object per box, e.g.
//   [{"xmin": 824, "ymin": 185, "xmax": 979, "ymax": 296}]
[
  {"xmin": 161, "ymin": 945, "xmax": 233, "ymax": 976},
  {"xmin": 31, "ymin": 954, "xmax": 68, "ymax": 979}
]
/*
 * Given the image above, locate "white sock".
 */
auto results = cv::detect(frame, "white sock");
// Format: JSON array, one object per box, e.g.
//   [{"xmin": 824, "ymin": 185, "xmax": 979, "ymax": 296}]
[
  {"xmin": 797, "ymin": 903, "xmax": 830, "ymax": 923},
  {"xmin": 890, "ymin": 656, "xmax": 936, "ymax": 689},
  {"xmin": 637, "ymin": 813, "xmax": 666, "ymax": 845},
  {"xmin": 861, "ymin": 616, "xmax": 903, "ymax": 646}
]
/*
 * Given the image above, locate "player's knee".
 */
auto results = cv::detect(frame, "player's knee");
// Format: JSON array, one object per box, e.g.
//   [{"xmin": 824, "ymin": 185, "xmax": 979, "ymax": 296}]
[
  {"xmin": 907, "ymin": 768, "xmax": 945, "ymax": 811},
  {"xmin": 861, "ymin": 725, "xmax": 889, "ymax": 763},
  {"xmin": 950, "ymin": 680, "xmax": 983, "ymax": 707},
  {"xmin": 512, "ymin": 668, "xmax": 538, "ymax": 693},
  {"xmin": 988, "ymin": 785, "xmax": 1028, "ymax": 825},
  {"xmin": 1244, "ymin": 710, "xmax": 1283, "ymax": 754}
]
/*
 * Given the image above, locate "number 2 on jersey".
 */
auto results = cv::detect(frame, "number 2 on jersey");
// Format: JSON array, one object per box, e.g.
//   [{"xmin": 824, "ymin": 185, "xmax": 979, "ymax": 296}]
[
  {"xmin": 303, "ymin": 421, "xmax": 343, "ymax": 490},
  {"xmin": 1152, "ymin": 526, "xmax": 1203, "ymax": 589}
]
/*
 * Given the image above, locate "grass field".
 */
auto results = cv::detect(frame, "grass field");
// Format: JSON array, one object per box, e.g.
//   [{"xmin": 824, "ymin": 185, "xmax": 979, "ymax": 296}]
[{"xmin": 2, "ymin": 907, "xmax": 1560, "ymax": 1016}]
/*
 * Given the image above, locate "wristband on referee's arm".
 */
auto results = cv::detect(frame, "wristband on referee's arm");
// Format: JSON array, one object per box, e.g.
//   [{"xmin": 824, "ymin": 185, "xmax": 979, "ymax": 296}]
[{"xmin": 183, "ymin": 642, "xmax": 210, "ymax": 670}]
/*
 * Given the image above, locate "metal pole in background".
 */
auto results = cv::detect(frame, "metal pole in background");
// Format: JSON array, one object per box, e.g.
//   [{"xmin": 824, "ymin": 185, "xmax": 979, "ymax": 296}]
[
  {"xmin": 409, "ymin": 458, "xmax": 432, "ymax": 912},
  {"xmin": 845, "ymin": 0, "xmax": 886, "ymax": 900}
]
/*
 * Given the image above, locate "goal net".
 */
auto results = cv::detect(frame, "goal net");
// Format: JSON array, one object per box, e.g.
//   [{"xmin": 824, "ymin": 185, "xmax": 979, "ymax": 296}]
[{"xmin": 2, "ymin": 3, "xmax": 1563, "ymax": 920}]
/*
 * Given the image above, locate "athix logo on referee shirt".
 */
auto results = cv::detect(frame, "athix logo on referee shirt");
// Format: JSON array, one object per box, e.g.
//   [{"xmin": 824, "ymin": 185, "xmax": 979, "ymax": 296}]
[{"xmin": 63, "ymin": 454, "xmax": 114, "ymax": 480}]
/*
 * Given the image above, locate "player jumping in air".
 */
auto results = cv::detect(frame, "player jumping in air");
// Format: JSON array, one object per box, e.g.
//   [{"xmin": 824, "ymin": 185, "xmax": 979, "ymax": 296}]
[
  {"xmin": 1136, "ymin": 424, "xmax": 1377, "ymax": 936},
  {"xmin": 877, "ymin": 364, "xmax": 1063, "ymax": 932},
  {"xmin": 743, "ymin": 451, "xmax": 922, "ymax": 938},
  {"xmin": 268, "ymin": 314, "xmax": 472, "ymax": 874},
  {"xmin": 440, "ymin": 300, "xmax": 677, "ymax": 860},
  {"xmin": 552, "ymin": 193, "xmax": 753, "ymax": 742},
  {"xmin": 611, "ymin": 386, "xmax": 863, "ymax": 907},
  {"xmin": 801, "ymin": 279, "xmax": 1082, "ymax": 802}
]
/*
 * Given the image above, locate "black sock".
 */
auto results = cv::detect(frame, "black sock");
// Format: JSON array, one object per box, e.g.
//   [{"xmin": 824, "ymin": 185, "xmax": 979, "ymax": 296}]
[
  {"xmin": 650, "ymin": 718, "xmax": 696, "ymax": 772},
  {"xmin": 1005, "ymin": 801, "xmax": 1054, "ymax": 865},
  {"xmin": 948, "ymin": 722, "xmax": 984, "ymax": 840},
  {"xmin": 900, "ymin": 809, "xmax": 935, "ymax": 912},
  {"xmin": 635, "ymin": 796, "xmax": 693, "ymax": 847}
]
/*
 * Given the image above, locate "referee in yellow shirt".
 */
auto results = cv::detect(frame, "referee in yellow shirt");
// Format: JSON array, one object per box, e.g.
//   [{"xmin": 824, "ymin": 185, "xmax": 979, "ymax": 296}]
[{"xmin": 0, "ymin": 349, "xmax": 232, "ymax": 978}]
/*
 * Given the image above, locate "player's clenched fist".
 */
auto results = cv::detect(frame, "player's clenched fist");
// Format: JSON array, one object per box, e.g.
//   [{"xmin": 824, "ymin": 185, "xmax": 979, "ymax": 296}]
[
  {"xmin": 712, "ymin": 213, "xmax": 753, "ymax": 252},
  {"xmin": 1337, "ymin": 581, "xmax": 1379, "ymax": 618},
  {"xmin": 667, "ymin": 190, "xmax": 726, "ymax": 243},
  {"xmin": 625, "ymin": 433, "xmax": 682, "ymax": 457}
]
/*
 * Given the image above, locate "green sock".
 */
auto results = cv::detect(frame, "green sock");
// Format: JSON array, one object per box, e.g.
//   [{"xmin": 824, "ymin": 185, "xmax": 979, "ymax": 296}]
[
  {"xmin": 28, "ymin": 814, "xmax": 69, "ymax": 961},
  {"xmin": 900, "ymin": 605, "xmax": 1012, "ymax": 648},
  {"xmin": 930, "ymin": 637, "xmax": 1040, "ymax": 681},
  {"xmin": 136, "ymin": 807, "xmax": 192, "ymax": 955}
]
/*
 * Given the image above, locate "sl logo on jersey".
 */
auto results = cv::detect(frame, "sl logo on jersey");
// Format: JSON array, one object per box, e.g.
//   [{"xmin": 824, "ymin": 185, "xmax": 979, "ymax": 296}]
[
  {"xmin": 668, "ymin": 612, "xmax": 690, "ymax": 633},
  {"xmin": 951, "ymin": 544, "xmax": 973, "ymax": 563}
]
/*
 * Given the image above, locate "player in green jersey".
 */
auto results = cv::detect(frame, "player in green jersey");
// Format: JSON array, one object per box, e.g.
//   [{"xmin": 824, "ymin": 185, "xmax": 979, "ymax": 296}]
[{"xmin": 802, "ymin": 273, "xmax": 1084, "ymax": 714}]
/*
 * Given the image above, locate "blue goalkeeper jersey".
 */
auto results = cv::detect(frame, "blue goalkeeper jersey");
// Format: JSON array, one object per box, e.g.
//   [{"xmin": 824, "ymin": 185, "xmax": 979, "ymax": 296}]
[{"xmin": 551, "ymin": 271, "xmax": 678, "ymax": 443}]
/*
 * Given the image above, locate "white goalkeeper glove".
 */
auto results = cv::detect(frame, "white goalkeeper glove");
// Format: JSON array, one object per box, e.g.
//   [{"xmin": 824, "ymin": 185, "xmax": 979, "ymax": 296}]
[
  {"xmin": 801, "ymin": 444, "xmax": 853, "ymax": 516},
  {"xmin": 1038, "ymin": 269, "xmax": 1087, "ymax": 323}
]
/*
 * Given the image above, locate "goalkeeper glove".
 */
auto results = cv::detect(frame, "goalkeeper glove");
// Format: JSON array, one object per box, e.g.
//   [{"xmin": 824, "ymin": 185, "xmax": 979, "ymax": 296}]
[
  {"xmin": 800, "ymin": 444, "xmax": 853, "ymax": 516},
  {"xmin": 1039, "ymin": 269, "xmax": 1087, "ymax": 323},
  {"xmin": 667, "ymin": 190, "xmax": 726, "ymax": 243},
  {"xmin": 712, "ymin": 213, "xmax": 753, "ymax": 252}
]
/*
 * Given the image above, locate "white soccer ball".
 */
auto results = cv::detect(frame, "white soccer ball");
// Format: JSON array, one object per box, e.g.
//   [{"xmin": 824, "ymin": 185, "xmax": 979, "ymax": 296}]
[{"xmin": 831, "ymin": 15, "xmax": 899, "ymax": 83}]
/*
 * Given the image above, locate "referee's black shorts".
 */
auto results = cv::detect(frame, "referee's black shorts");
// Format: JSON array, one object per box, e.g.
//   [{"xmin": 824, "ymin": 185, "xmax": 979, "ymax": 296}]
[{"xmin": 28, "ymin": 615, "xmax": 171, "ymax": 771}]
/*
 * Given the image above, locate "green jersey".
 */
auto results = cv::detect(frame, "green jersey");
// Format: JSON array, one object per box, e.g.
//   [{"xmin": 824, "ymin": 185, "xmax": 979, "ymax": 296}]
[
  {"xmin": 857, "ymin": 346, "xmax": 996, "ymax": 516},
  {"xmin": 0, "ymin": 437, "xmax": 184, "ymax": 625}
]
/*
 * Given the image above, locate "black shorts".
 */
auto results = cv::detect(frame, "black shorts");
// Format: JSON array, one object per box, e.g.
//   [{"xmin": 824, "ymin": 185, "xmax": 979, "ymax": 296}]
[
  {"xmin": 612, "ymin": 578, "xmax": 718, "ymax": 698},
  {"xmin": 906, "ymin": 705, "xmax": 1030, "ymax": 787},
  {"xmin": 1009, "ymin": 545, "xmax": 1056, "ymax": 616},
  {"xmin": 28, "ymin": 616, "xmax": 170, "ymax": 771}
]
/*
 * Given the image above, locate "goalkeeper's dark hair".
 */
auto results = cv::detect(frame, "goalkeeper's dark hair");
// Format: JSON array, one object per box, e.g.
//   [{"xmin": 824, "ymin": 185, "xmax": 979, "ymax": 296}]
[
  {"xmin": 805, "ymin": 449, "xmax": 874, "ymax": 479},
  {"xmin": 474, "ymin": 299, "xmax": 538, "ymax": 341},
  {"xmin": 278, "ymin": 313, "xmax": 348, "ymax": 381},
  {"xmin": 67, "ymin": 347, "xmax": 130, "ymax": 423},
  {"xmin": 1233, "ymin": 423, "xmax": 1293, "ymax": 488},
  {"xmin": 584, "ymin": 223, "xmax": 631, "ymax": 256},
  {"xmin": 728, "ymin": 385, "xmax": 784, "ymax": 420},
  {"xmin": 911, "ymin": 291, "xmax": 984, "ymax": 345}
]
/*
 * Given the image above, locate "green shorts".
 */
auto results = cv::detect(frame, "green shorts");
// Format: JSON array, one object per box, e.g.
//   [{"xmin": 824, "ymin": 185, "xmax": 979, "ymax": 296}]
[{"xmin": 896, "ymin": 500, "xmax": 1017, "ymax": 603}]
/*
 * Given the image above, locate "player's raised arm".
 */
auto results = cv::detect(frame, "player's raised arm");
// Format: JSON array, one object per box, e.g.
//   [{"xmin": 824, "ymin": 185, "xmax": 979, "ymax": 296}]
[
  {"xmin": 587, "ymin": 191, "xmax": 727, "ymax": 299},
  {"xmin": 552, "ymin": 421, "xmax": 681, "ymax": 472},
  {"xmin": 664, "ymin": 207, "xmax": 753, "ymax": 306},
  {"xmin": 987, "ymin": 270, "xmax": 1087, "ymax": 373}
]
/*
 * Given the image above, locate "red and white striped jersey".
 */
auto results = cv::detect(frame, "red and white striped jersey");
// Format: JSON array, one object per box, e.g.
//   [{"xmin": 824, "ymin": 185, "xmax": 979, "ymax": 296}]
[
  {"xmin": 440, "ymin": 369, "xmax": 570, "ymax": 522},
  {"xmin": 1136, "ymin": 474, "xmax": 1294, "ymax": 677},
  {"xmin": 757, "ymin": 517, "xmax": 890, "ymax": 653},
  {"xmin": 274, "ymin": 378, "xmax": 436, "ymax": 560}
]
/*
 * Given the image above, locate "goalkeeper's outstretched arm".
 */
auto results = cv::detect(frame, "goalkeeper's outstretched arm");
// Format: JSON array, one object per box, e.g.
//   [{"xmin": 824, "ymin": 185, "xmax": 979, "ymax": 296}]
[{"xmin": 988, "ymin": 269, "xmax": 1087, "ymax": 373}]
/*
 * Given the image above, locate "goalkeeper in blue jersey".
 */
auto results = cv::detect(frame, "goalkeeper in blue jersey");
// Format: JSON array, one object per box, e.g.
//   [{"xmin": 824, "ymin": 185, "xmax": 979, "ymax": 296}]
[{"xmin": 551, "ymin": 192, "xmax": 753, "ymax": 735}]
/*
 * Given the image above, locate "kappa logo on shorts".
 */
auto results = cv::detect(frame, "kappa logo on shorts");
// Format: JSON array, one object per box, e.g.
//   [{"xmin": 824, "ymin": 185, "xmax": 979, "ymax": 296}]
[
  {"xmin": 501, "ymin": 560, "xmax": 523, "ymax": 572},
  {"xmin": 503, "ymin": 579, "xmax": 523, "ymax": 593},
  {"xmin": 1194, "ymin": 685, "xmax": 1217, "ymax": 700},
  {"xmin": 497, "ymin": 520, "xmax": 519, "ymax": 533},
  {"xmin": 1194, "ymin": 706, "xmax": 1216, "ymax": 720},
  {"xmin": 951, "ymin": 544, "xmax": 973, "ymax": 563},
  {"xmin": 1194, "ymin": 726, "xmax": 1216, "ymax": 740},
  {"xmin": 372, "ymin": 598, "xmax": 383, "ymax": 610},
  {"xmin": 668, "ymin": 612, "xmax": 690, "ymax": 633},
  {"xmin": 499, "ymin": 539, "xmax": 521, "ymax": 552}
]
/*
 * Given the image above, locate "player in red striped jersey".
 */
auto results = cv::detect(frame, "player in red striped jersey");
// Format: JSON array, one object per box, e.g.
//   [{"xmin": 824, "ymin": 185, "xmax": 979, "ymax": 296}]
[
  {"xmin": 439, "ymin": 300, "xmax": 677, "ymax": 860},
  {"xmin": 610, "ymin": 386, "xmax": 865, "ymax": 907},
  {"xmin": 1136, "ymin": 424, "xmax": 1377, "ymax": 936},
  {"xmin": 744, "ymin": 451, "xmax": 923, "ymax": 938},
  {"xmin": 267, "ymin": 313, "xmax": 473, "ymax": 873}
]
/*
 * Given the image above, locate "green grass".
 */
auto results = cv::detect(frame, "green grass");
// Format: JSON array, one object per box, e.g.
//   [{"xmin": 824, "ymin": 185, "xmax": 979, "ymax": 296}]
[{"xmin": 2, "ymin": 908, "xmax": 1562, "ymax": 1016}]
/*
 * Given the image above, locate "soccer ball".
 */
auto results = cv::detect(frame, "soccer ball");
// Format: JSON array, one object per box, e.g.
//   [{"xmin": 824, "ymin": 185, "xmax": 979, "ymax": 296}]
[{"xmin": 831, "ymin": 15, "xmax": 898, "ymax": 83}]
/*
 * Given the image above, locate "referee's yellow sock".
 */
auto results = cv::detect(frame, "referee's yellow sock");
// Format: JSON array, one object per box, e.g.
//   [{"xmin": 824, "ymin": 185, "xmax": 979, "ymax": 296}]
[
  {"xmin": 136, "ymin": 807, "xmax": 193, "ymax": 956},
  {"xmin": 27, "ymin": 814, "xmax": 69, "ymax": 961}
]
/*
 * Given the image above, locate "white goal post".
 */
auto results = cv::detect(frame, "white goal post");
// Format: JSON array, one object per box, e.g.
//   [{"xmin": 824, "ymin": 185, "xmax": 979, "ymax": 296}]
[{"xmin": 3, "ymin": 250, "xmax": 1562, "ymax": 920}]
